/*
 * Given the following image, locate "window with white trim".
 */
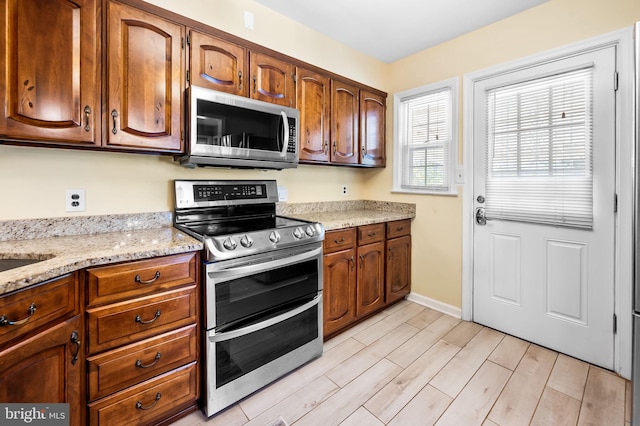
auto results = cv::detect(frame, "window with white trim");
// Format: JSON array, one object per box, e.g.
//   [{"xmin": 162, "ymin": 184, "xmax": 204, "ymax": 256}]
[{"xmin": 393, "ymin": 77, "xmax": 458, "ymax": 195}]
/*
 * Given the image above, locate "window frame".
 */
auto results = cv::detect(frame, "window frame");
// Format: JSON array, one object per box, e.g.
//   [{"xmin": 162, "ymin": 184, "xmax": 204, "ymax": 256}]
[{"xmin": 392, "ymin": 77, "xmax": 459, "ymax": 196}]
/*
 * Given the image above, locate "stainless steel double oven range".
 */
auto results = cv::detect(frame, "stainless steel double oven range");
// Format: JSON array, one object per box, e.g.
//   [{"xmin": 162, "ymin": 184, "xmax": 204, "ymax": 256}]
[{"xmin": 173, "ymin": 180, "xmax": 324, "ymax": 417}]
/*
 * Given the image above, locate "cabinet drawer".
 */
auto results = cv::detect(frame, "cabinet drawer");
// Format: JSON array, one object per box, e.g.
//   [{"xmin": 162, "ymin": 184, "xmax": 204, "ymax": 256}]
[
  {"xmin": 86, "ymin": 253, "xmax": 197, "ymax": 306},
  {"xmin": 386, "ymin": 219, "xmax": 411, "ymax": 239},
  {"xmin": 324, "ymin": 228, "xmax": 356, "ymax": 253},
  {"xmin": 0, "ymin": 273, "xmax": 78, "ymax": 349},
  {"xmin": 87, "ymin": 324, "xmax": 197, "ymax": 401},
  {"xmin": 86, "ymin": 286, "xmax": 197, "ymax": 354},
  {"xmin": 88, "ymin": 362, "xmax": 198, "ymax": 426},
  {"xmin": 357, "ymin": 223, "xmax": 385, "ymax": 245}
]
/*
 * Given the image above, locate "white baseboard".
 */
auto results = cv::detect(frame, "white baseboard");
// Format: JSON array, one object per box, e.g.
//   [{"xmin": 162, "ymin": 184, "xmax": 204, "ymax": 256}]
[{"xmin": 406, "ymin": 292, "xmax": 462, "ymax": 319}]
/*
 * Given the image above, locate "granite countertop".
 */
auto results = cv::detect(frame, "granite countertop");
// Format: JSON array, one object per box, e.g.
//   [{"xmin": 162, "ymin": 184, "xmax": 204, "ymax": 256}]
[
  {"xmin": 0, "ymin": 213, "xmax": 203, "ymax": 296},
  {"xmin": 277, "ymin": 200, "xmax": 416, "ymax": 231},
  {"xmin": 0, "ymin": 201, "xmax": 414, "ymax": 296}
]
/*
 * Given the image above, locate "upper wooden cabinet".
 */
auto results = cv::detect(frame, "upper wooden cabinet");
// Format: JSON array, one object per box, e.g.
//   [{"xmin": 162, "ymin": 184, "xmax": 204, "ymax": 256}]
[
  {"xmin": 106, "ymin": 1, "xmax": 184, "ymax": 152},
  {"xmin": 298, "ymin": 72, "xmax": 386, "ymax": 168},
  {"xmin": 360, "ymin": 90, "xmax": 386, "ymax": 167},
  {"xmin": 189, "ymin": 30, "xmax": 247, "ymax": 96},
  {"xmin": 249, "ymin": 51, "xmax": 295, "ymax": 108},
  {"xmin": 331, "ymin": 80, "xmax": 360, "ymax": 165},
  {"xmin": 297, "ymin": 67, "xmax": 330, "ymax": 162},
  {"xmin": 0, "ymin": 0, "xmax": 100, "ymax": 145}
]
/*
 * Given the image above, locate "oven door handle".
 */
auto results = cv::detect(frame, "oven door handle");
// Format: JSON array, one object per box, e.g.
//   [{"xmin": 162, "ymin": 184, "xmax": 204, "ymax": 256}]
[
  {"xmin": 208, "ymin": 294, "xmax": 321, "ymax": 342},
  {"xmin": 207, "ymin": 246, "xmax": 322, "ymax": 283}
]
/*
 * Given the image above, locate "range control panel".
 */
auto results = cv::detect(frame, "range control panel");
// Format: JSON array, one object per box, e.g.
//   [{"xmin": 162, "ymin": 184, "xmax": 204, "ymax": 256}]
[
  {"xmin": 194, "ymin": 184, "xmax": 266, "ymax": 201},
  {"xmin": 175, "ymin": 180, "xmax": 278, "ymax": 208}
]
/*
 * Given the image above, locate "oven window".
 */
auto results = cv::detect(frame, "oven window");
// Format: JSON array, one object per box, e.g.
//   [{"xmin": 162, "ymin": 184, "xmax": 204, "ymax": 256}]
[
  {"xmin": 216, "ymin": 259, "xmax": 319, "ymax": 326},
  {"xmin": 216, "ymin": 307, "xmax": 318, "ymax": 388}
]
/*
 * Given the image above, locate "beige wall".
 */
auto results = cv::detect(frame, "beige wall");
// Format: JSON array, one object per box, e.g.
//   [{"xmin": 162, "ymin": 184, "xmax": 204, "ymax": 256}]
[
  {"xmin": 364, "ymin": 0, "xmax": 640, "ymax": 308},
  {"xmin": 2, "ymin": 0, "xmax": 639, "ymax": 309}
]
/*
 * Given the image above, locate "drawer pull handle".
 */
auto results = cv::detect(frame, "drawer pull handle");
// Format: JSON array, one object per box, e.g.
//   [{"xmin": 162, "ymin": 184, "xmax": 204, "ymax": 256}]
[
  {"xmin": 396, "ymin": 226, "xmax": 404, "ymax": 231},
  {"xmin": 334, "ymin": 237, "xmax": 345, "ymax": 244},
  {"xmin": 0, "ymin": 303, "xmax": 36, "ymax": 326},
  {"xmin": 135, "ymin": 310, "xmax": 161, "ymax": 325},
  {"xmin": 136, "ymin": 392, "xmax": 161, "ymax": 410},
  {"xmin": 70, "ymin": 330, "xmax": 81, "ymax": 365},
  {"xmin": 367, "ymin": 232, "xmax": 376, "ymax": 237},
  {"xmin": 135, "ymin": 271, "xmax": 161, "ymax": 285},
  {"xmin": 136, "ymin": 352, "xmax": 161, "ymax": 368}
]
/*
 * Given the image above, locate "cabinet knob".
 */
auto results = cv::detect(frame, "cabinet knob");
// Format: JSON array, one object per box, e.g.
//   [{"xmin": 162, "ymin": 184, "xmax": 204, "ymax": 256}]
[
  {"xmin": 111, "ymin": 109, "xmax": 118, "ymax": 134},
  {"xmin": 70, "ymin": 330, "xmax": 81, "ymax": 365},
  {"xmin": 84, "ymin": 105, "xmax": 91, "ymax": 132},
  {"xmin": 135, "ymin": 310, "xmax": 161, "ymax": 324},
  {"xmin": 0, "ymin": 302, "xmax": 36, "ymax": 326},
  {"xmin": 136, "ymin": 393, "xmax": 161, "ymax": 411},
  {"xmin": 135, "ymin": 271, "xmax": 161, "ymax": 285}
]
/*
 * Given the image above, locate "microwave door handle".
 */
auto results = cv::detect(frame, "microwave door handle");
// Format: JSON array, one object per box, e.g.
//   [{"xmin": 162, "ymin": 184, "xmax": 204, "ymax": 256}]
[{"xmin": 280, "ymin": 111, "xmax": 288, "ymax": 157}]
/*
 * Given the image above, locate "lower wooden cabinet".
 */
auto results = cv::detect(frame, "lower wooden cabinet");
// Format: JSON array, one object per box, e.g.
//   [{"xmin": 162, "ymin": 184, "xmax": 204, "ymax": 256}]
[
  {"xmin": 356, "ymin": 224, "xmax": 386, "ymax": 317},
  {"xmin": 323, "ymin": 229, "xmax": 357, "ymax": 336},
  {"xmin": 323, "ymin": 220, "xmax": 411, "ymax": 338},
  {"xmin": 0, "ymin": 314, "xmax": 85, "ymax": 425},
  {"xmin": 88, "ymin": 362, "xmax": 198, "ymax": 426},
  {"xmin": 84, "ymin": 252, "xmax": 200, "ymax": 425}
]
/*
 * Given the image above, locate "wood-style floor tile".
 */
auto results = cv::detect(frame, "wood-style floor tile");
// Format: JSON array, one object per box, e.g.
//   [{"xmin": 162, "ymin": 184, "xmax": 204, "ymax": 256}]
[
  {"xmin": 295, "ymin": 359, "xmax": 401, "ymax": 426},
  {"xmin": 173, "ymin": 300, "xmax": 630, "ymax": 426},
  {"xmin": 435, "ymin": 361, "xmax": 511, "ymax": 426},
  {"xmin": 487, "ymin": 344, "xmax": 557, "ymax": 425},
  {"xmin": 430, "ymin": 327, "xmax": 504, "ymax": 398},
  {"xmin": 577, "ymin": 366, "xmax": 627, "ymax": 425}
]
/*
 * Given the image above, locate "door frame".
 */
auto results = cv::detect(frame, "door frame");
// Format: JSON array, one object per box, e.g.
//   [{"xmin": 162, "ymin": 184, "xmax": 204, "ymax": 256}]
[{"xmin": 461, "ymin": 27, "xmax": 635, "ymax": 378}]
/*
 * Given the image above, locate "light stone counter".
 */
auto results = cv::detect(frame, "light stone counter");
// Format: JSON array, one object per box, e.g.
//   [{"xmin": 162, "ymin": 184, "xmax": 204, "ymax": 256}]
[
  {"xmin": 0, "ymin": 212, "xmax": 202, "ymax": 296},
  {"xmin": 277, "ymin": 200, "xmax": 416, "ymax": 231}
]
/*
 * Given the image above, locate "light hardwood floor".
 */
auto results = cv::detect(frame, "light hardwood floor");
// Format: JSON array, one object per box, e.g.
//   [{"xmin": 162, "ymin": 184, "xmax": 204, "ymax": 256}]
[{"xmin": 172, "ymin": 300, "xmax": 631, "ymax": 426}]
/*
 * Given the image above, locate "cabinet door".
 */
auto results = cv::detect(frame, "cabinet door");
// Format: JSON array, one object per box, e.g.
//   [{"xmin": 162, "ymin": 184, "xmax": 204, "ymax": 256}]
[
  {"xmin": 189, "ymin": 30, "xmax": 246, "ymax": 96},
  {"xmin": 0, "ymin": 0, "xmax": 99, "ymax": 145},
  {"xmin": 0, "ymin": 315, "xmax": 84, "ymax": 425},
  {"xmin": 323, "ymin": 248, "xmax": 356, "ymax": 337},
  {"xmin": 331, "ymin": 80, "xmax": 359, "ymax": 164},
  {"xmin": 297, "ymin": 67, "xmax": 330, "ymax": 163},
  {"xmin": 356, "ymin": 241, "xmax": 385, "ymax": 317},
  {"xmin": 106, "ymin": 1, "xmax": 184, "ymax": 152},
  {"xmin": 249, "ymin": 51, "xmax": 295, "ymax": 107},
  {"xmin": 386, "ymin": 235, "xmax": 412, "ymax": 304},
  {"xmin": 360, "ymin": 90, "xmax": 386, "ymax": 167}
]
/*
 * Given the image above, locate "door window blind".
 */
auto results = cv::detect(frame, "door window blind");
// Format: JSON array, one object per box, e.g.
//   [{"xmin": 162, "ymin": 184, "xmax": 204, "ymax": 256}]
[
  {"xmin": 485, "ymin": 67, "xmax": 594, "ymax": 229},
  {"xmin": 400, "ymin": 88, "xmax": 451, "ymax": 191}
]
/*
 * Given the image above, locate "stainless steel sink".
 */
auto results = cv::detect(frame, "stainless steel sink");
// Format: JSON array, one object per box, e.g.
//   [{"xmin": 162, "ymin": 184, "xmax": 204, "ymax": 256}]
[{"xmin": 0, "ymin": 258, "xmax": 45, "ymax": 272}]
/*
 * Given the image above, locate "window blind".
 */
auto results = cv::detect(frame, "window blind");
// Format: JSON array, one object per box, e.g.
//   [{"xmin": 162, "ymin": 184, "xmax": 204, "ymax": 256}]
[
  {"xmin": 400, "ymin": 88, "xmax": 452, "ymax": 191},
  {"xmin": 485, "ymin": 67, "xmax": 593, "ymax": 228}
]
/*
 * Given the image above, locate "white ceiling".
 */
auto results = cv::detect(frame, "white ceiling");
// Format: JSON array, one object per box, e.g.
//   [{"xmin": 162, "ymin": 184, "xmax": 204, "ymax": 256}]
[{"xmin": 253, "ymin": 0, "xmax": 548, "ymax": 63}]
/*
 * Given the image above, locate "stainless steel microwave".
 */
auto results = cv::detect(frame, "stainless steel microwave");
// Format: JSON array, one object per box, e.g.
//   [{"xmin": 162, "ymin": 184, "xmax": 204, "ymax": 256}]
[{"xmin": 177, "ymin": 85, "xmax": 299, "ymax": 169}]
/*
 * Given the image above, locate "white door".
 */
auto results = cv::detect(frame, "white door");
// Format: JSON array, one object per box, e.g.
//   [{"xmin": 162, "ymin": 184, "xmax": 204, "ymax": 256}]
[{"xmin": 472, "ymin": 46, "xmax": 617, "ymax": 368}]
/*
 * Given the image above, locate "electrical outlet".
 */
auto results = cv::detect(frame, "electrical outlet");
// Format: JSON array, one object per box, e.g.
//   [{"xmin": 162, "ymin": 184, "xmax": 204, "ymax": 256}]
[
  {"xmin": 277, "ymin": 186, "xmax": 288, "ymax": 202},
  {"xmin": 341, "ymin": 185, "xmax": 348, "ymax": 196},
  {"xmin": 65, "ymin": 189, "xmax": 85, "ymax": 212}
]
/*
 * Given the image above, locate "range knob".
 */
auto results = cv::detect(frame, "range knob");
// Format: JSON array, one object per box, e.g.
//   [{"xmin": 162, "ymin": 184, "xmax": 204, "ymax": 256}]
[
  {"xmin": 305, "ymin": 225, "xmax": 316, "ymax": 237},
  {"xmin": 269, "ymin": 231, "xmax": 281, "ymax": 243},
  {"xmin": 240, "ymin": 235, "xmax": 253, "ymax": 248},
  {"xmin": 293, "ymin": 227, "xmax": 304, "ymax": 239},
  {"xmin": 222, "ymin": 237, "xmax": 237, "ymax": 250}
]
